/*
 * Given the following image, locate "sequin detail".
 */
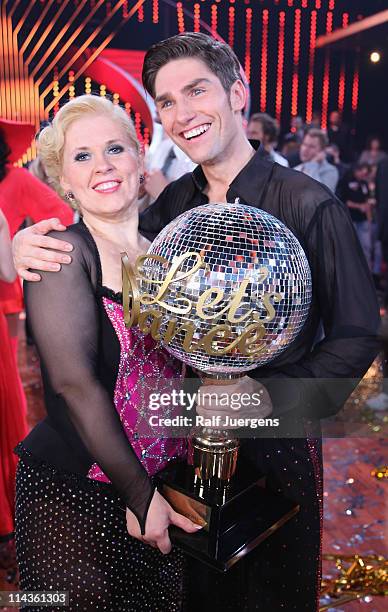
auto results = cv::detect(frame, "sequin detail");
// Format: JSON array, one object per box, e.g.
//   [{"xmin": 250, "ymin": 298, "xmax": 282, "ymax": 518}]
[
  {"xmin": 15, "ymin": 459, "xmax": 185, "ymax": 611},
  {"xmin": 306, "ymin": 436, "xmax": 324, "ymax": 612},
  {"xmin": 88, "ymin": 298, "xmax": 186, "ymax": 482}
]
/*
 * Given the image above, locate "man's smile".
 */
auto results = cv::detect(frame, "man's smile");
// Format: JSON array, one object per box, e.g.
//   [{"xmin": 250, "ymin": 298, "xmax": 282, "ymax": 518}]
[{"xmin": 181, "ymin": 123, "xmax": 211, "ymax": 140}]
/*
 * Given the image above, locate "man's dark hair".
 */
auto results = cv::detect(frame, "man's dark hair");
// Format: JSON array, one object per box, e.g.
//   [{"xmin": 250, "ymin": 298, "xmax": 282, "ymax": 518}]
[
  {"xmin": 353, "ymin": 161, "xmax": 370, "ymax": 173},
  {"xmin": 249, "ymin": 113, "xmax": 279, "ymax": 144},
  {"xmin": 365, "ymin": 134, "xmax": 383, "ymax": 150},
  {"xmin": 304, "ymin": 128, "xmax": 328, "ymax": 149},
  {"xmin": 142, "ymin": 32, "xmax": 241, "ymax": 98},
  {"xmin": 0, "ymin": 129, "xmax": 11, "ymax": 182}
]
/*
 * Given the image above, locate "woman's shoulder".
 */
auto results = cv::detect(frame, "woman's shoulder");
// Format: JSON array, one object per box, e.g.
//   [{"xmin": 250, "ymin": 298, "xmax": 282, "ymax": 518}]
[
  {"xmin": 47, "ymin": 221, "xmax": 100, "ymax": 274},
  {"xmin": 48, "ymin": 221, "xmax": 95, "ymax": 251},
  {"xmin": 26, "ymin": 221, "xmax": 101, "ymax": 290}
]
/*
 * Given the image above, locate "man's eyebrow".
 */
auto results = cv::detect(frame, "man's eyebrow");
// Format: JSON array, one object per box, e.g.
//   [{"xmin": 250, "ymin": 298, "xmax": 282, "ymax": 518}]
[{"xmin": 154, "ymin": 78, "xmax": 211, "ymax": 104}]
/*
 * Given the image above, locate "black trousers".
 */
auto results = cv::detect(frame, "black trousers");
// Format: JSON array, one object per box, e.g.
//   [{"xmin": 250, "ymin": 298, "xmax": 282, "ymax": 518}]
[{"xmin": 185, "ymin": 437, "xmax": 323, "ymax": 612}]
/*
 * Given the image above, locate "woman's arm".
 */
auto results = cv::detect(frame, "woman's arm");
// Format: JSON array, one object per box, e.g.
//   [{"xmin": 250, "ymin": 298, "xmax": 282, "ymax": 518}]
[
  {"xmin": 0, "ymin": 208, "xmax": 16, "ymax": 282},
  {"xmin": 25, "ymin": 229, "xmax": 200, "ymax": 551}
]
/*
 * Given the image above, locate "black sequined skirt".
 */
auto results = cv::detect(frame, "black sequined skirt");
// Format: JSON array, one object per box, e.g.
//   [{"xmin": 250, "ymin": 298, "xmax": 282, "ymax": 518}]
[{"xmin": 14, "ymin": 453, "xmax": 185, "ymax": 612}]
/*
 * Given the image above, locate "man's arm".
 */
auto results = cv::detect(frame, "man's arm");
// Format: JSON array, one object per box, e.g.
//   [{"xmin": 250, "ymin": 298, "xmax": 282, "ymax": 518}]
[
  {"xmin": 13, "ymin": 172, "xmax": 196, "ymax": 281},
  {"xmin": 12, "ymin": 189, "xmax": 167, "ymax": 281},
  {"xmin": 320, "ymin": 163, "xmax": 339, "ymax": 193},
  {"xmin": 251, "ymin": 197, "xmax": 380, "ymax": 421},
  {"xmin": 299, "ymin": 160, "xmax": 338, "ymax": 192}
]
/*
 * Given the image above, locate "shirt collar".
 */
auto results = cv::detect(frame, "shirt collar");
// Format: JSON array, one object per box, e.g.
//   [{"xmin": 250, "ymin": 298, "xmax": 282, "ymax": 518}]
[{"xmin": 191, "ymin": 143, "xmax": 275, "ymax": 205}]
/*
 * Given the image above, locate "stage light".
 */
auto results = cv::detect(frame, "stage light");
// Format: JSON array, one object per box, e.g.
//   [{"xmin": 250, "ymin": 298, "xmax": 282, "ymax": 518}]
[
  {"xmin": 228, "ymin": 6, "xmax": 235, "ymax": 47},
  {"xmin": 194, "ymin": 3, "xmax": 200, "ymax": 32},
  {"xmin": 275, "ymin": 11, "xmax": 285, "ymax": 122},
  {"xmin": 176, "ymin": 2, "xmax": 185, "ymax": 33},
  {"xmin": 152, "ymin": 0, "xmax": 159, "ymax": 24},
  {"xmin": 291, "ymin": 9, "xmax": 301, "ymax": 118},
  {"xmin": 211, "ymin": 4, "xmax": 218, "ymax": 36},
  {"xmin": 352, "ymin": 63, "xmax": 359, "ymax": 113},
  {"xmin": 306, "ymin": 10, "xmax": 317, "ymax": 124},
  {"xmin": 370, "ymin": 51, "xmax": 381, "ymax": 63},
  {"xmin": 260, "ymin": 9, "xmax": 269, "ymax": 112},
  {"xmin": 321, "ymin": 11, "xmax": 333, "ymax": 129},
  {"xmin": 244, "ymin": 8, "xmax": 252, "ymax": 84}
]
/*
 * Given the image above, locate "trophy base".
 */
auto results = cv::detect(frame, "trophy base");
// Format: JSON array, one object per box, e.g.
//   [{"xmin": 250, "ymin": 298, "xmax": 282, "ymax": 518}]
[{"xmin": 156, "ymin": 455, "xmax": 299, "ymax": 572}]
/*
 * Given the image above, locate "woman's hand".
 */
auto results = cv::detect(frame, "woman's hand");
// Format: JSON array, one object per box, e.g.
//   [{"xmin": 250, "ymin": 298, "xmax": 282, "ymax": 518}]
[{"xmin": 126, "ymin": 489, "xmax": 202, "ymax": 554}]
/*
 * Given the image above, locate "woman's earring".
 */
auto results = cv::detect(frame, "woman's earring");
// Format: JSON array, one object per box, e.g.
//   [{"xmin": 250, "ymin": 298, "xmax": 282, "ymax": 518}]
[
  {"xmin": 65, "ymin": 191, "xmax": 75, "ymax": 201},
  {"xmin": 139, "ymin": 174, "xmax": 145, "ymax": 184}
]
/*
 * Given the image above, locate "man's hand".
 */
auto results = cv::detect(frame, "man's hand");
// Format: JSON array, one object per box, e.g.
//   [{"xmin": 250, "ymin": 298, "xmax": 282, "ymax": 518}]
[
  {"xmin": 312, "ymin": 150, "xmax": 326, "ymax": 164},
  {"xmin": 12, "ymin": 218, "xmax": 73, "ymax": 281},
  {"xmin": 196, "ymin": 376, "xmax": 273, "ymax": 429},
  {"xmin": 144, "ymin": 169, "xmax": 169, "ymax": 201},
  {"xmin": 126, "ymin": 490, "xmax": 202, "ymax": 554}
]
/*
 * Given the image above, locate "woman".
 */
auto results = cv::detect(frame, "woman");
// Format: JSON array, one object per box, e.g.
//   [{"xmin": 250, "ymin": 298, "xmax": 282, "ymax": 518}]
[
  {"xmin": 14, "ymin": 95, "xmax": 200, "ymax": 611},
  {"xmin": 0, "ymin": 207, "xmax": 27, "ymax": 593},
  {"xmin": 0, "ymin": 208, "xmax": 27, "ymax": 540},
  {"xmin": 359, "ymin": 135, "xmax": 387, "ymax": 168},
  {"xmin": 0, "ymin": 127, "xmax": 73, "ymax": 412}
]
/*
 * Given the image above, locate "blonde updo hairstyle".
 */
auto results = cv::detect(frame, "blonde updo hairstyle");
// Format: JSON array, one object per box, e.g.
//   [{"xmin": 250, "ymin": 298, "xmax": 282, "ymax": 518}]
[{"xmin": 37, "ymin": 95, "xmax": 140, "ymax": 210}]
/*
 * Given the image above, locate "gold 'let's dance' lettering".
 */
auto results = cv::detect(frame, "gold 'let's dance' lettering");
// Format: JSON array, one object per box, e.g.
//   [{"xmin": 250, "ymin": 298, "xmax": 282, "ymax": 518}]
[{"xmin": 121, "ymin": 252, "xmax": 283, "ymax": 358}]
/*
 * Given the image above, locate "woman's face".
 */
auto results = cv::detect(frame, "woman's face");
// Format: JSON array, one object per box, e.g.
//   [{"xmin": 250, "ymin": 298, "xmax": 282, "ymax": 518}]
[
  {"xmin": 60, "ymin": 114, "xmax": 141, "ymax": 219},
  {"xmin": 370, "ymin": 139, "xmax": 380, "ymax": 152}
]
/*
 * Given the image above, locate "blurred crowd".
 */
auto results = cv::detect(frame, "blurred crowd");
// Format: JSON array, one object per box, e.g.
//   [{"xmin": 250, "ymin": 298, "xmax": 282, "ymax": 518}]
[{"xmin": 247, "ymin": 110, "xmax": 388, "ymax": 298}]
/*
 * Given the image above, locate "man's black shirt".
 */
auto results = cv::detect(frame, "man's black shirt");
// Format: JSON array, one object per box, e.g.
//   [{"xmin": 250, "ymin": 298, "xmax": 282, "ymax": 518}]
[
  {"xmin": 339, "ymin": 176, "xmax": 369, "ymax": 223},
  {"xmin": 139, "ymin": 150, "xmax": 380, "ymax": 423}
]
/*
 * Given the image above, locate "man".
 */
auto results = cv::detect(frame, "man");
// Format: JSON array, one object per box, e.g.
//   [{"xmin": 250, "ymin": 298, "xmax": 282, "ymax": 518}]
[
  {"xmin": 338, "ymin": 162, "xmax": 373, "ymax": 268},
  {"xmin": 295, "ymin": 128, "xmax": 339, "ymax": 192},
  {"xmin": 246, "ymin": 112, "xmax": 288, "ymax": 166},
  {"xmin": 13, "ymin": 33, "xmax": 379, "ymax": 611},
  {"xmin": 140, "ymin": 110, "xmax": 196, "ymax": 207},
  {"xmin": 327, "ymin": 110, "xmax": 353, "ymax": 163},
  {"xmin": 376, "ymin": 156, "xmax": 388, "ymax": 303},
  {"xmin": 367, "ymin": 155, "xmax": 388, "ymax": 410},
  {"xmin": 325, "ymin": 142, "xmax": 350, "ymax": 185}
]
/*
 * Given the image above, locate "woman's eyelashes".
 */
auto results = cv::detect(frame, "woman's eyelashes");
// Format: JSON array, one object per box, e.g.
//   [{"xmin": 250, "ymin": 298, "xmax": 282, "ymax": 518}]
[
  {"xmin": 73, "ymin": 144, "xmax": 125, "ymax": 162},
  {"xmin": 107, "ymin": 144, "xmax": 125, "ymax": 154},
  {"xmin": 74, "ymin": 151, "xmax": 90, "ymax": 162}
]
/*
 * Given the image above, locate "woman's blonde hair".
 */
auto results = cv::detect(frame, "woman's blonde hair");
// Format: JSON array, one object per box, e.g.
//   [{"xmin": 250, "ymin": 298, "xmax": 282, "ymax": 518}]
[{"xmin": 37, "ymin": 95, "xmax": 139, "ymax": 207}]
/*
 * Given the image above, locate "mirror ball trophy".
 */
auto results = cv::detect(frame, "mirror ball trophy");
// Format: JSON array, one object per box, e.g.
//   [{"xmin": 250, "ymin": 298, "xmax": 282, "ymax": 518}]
[{"xmin": 122, "ymin": 202, "xmax": 312, "ymax": 571}]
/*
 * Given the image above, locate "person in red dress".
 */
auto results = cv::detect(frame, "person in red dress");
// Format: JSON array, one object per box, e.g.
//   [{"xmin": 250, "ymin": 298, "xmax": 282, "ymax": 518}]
[
  {"xmin": 0, "ymin": 207, "xmax": 27, "ymax": 541},
  {"xmin": 0, "ymin": 128, "xmax": 73, "ymax": 384}
]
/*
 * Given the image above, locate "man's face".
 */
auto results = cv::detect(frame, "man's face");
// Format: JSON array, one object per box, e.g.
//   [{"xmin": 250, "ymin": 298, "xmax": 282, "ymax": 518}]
[
  {"xmin": 354, "ymin": 166, "xmax": 368, "ymax": 181},
  {"xmin": 154, "ymin": 57, "xmax": 245, "ymax": 166},
  {"xmin": 246, "ymin": 120, "xmax": 264, "ymax": 142},
  {"xmin": 300, "ymin": 134, "xmax": 322, "ymax": 163},
  {"xmin": 329, "ymin": 111, "xmax": 340, "ymax": 126}
]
